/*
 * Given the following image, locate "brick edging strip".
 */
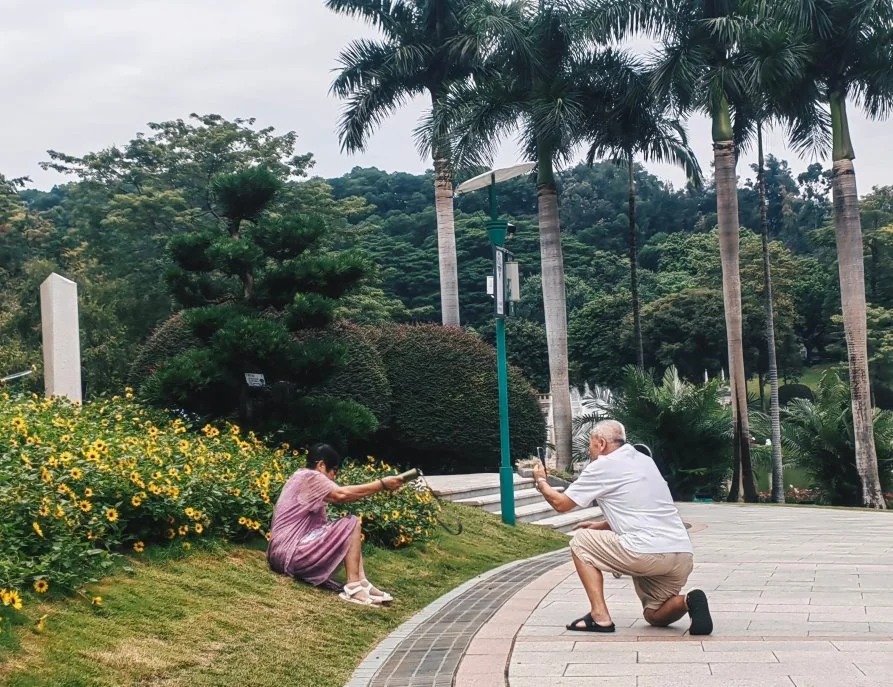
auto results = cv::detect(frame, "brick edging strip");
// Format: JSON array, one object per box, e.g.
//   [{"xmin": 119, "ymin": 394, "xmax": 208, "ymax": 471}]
[{"xmin": 344, "ymin": 548, "xmax": 569, "ymax": 687}]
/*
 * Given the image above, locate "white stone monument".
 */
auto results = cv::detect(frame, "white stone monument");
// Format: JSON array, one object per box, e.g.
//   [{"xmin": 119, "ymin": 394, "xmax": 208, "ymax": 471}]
[{"xmin": 40, "ymin": 273, "xmax": 82, "ymax": 403}]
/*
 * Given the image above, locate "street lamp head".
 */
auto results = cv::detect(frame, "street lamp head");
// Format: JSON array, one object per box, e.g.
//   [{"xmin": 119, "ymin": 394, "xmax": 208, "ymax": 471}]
[
  {"xmin": 506, "ymin": 222, "xmax": 517, "ymax": 238},
  {"xmin": 454, "ymin": 162, "xmax": 536, "ymax": 195}
]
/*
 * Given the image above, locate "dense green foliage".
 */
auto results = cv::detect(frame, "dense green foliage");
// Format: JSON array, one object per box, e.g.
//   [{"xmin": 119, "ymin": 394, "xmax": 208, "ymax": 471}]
[
  {"xmin": 574, "ymin": 367, "xmax": 733, "ymax": 501},
  {"xmin": 142, "ymin": 165, "xmax": 373, "ymax": 447},
  {"xmin": 780, "ymin": 371, "xmax": 893, "ymax": 506},
  {"xmin": 362, "ymin": 324, "xmax": 545, "ymax": 473}
]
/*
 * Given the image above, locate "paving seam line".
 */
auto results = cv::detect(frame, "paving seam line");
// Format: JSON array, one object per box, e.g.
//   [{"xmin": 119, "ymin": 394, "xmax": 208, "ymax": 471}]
[{"xmin": 344, "ymin": 547, "xmax": 568, "ymax": 687}]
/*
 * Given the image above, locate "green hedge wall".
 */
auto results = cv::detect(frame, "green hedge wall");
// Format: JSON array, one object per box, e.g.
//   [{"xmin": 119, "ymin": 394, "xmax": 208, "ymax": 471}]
[{"xmin": 363, "ymin": 323, "xmax": 545, "ymax": 473}]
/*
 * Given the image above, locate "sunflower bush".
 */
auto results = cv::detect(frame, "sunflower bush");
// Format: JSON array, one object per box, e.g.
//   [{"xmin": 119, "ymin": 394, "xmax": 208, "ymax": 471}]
[
  {"xmin": 0, "ymin": 389, "xmax": 305, "ymax": 628},
  {"xmin": 330, "ymin": 459, "xmax": 440, "ymax": 548}
]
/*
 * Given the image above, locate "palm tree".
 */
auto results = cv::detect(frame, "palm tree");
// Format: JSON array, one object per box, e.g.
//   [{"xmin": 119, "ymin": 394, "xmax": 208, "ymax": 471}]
[
  {"xmin": 589, "ymin": 0, "xmax": 759, "ymax": 501},
  {"xmin": 758, "ymin": 0, "xmax": 893, "ymax": 508},
  {"xmin": 443, "ymin": 1, "xmax": 634, "ymax": 471},
  {"xmin": 327, "ymin": 0, "xmax": 499, "ymax": 326},
  {"xmin": 584, "ymin": 63, "xmax": 703, "ymax": 368}
]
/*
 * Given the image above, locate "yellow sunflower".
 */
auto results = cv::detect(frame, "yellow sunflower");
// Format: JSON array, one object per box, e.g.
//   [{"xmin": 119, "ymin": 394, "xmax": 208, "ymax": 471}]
[
  {"xmin": 91, "ymin": 596, "xmax": 102, "ymax": 607},
  {"xmin": 84, "ymin": 488, "xmax": 94, "ymax": 498},
  {"xmin": 38, "ymin": 503, "xmax": 50, "ymax": 517},
  {"xmin": 105, "ymin": 508, "xmax": 119, "ymax": 523},
  {"xmin": 133, "ymin": 541, "xmax": 145, "ymax": 553},
  {"xmin": 33, "ymin": 579, "xmax": 49, "ymax": 594},
  {"xmin": 194, "ymin": 523, "xmax": 204, "ymax": 535},
  {"xmin": 32, "ymin": 522, "xmax": 44, "ymax": 538},
  {"xmin": 70, "ymin": 468, "xmax": 83, "ymax": 480},
  {"xmin": 131, "ymin": 495, "xmax": 143, "ymax": 507},
  {"xmin": 178, "ymin": 524, "xmax": 189, "ymax": 536}
]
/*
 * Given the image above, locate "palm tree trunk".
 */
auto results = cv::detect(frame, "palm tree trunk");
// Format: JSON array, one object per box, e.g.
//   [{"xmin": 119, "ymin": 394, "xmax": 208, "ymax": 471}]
[
  {"xmin": 628, "ymin": 155, "xmax": 644, "ymax": 368},
  {"xmin": 433, "ymin": 156, "xmax": 461, "ymax": 326},
  {"xmin": 829, "ymin": 92, "xmax": 885, "ymax": 509},
  {"xmin": 537, "ymin": 151, "xmax": 573, "ymax": 472},
  {"xmin": 712, "ymin": 93, "xmax": 757, "ymax": 503},
  {"xmin": 757, "ymin": 125, "xmax": 785, "ymax": 503}
]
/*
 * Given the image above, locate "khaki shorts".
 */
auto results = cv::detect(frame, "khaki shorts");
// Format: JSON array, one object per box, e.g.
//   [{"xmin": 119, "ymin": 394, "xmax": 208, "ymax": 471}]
[{"xmin": 570, "ymin": 529, "xmax": 693, "ymax": 611}]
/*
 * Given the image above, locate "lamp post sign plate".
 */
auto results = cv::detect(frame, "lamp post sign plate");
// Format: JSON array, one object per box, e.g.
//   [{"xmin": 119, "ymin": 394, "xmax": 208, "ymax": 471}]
[
  {"xmin": 494, "ymin": 247, "xmax": 507, "ymax": 317},
  {"xmin": 244, "ymin": 373, "xmax": 266, "ymax": 388}
]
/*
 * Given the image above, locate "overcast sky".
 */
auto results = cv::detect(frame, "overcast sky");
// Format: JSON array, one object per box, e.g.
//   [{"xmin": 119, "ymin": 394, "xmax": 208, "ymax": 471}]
[{"xmin": 3, "ymin": 0, "xmax": 892, "ymax": 194}]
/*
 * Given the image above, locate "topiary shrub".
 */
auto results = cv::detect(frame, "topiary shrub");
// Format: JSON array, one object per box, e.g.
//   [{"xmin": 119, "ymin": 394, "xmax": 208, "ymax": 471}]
[
  {"xmin": 128, "ymin": 311, "xmax": 200, "ymax": 387},
  {"xmin": 303, "ymin": 321, "xmax": 392, "ymax": 429},
  {"xmin": 361, "ymin": 323, "xmax": 545, "ymax": 474},
  {"xmin": 778, "ymin": 383, "xmax": 815, "ymax": 406}
]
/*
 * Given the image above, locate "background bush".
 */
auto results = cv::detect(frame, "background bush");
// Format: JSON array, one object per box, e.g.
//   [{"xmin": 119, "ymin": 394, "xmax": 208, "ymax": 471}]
[
  {"xmin": 330, "ymin": 458, "xmax": 439, "ymax": 548},
  {"xmin": 363, "ymin": 324, "xmax": 545, "ymax": 473},
  {"xmin": 780, "ymin": 370, "xmax": 893, "ymax": 505},
  {"xmin": 574, "ymin": 366, "xmax": 732, "ymax": 500},
  {"xmin": 778, "ymin": 383, "xmax": 815, "ymax": 406}
]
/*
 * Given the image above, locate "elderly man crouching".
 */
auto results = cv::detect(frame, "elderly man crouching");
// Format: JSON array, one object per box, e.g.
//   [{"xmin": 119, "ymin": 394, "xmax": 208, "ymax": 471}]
[{"xmin": 532, "ymin": 420, "xmax": 712, "ymax": 635}]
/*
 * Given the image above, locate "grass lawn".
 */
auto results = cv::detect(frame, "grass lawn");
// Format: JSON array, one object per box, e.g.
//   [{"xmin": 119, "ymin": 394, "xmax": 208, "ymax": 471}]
[
  {"xmin": 0, "ymin": 503, "xmax": 567, "ymax": 687},
  {"xmin": 746, "ymin": 362, "xmax": 839, "ymax": 405}
]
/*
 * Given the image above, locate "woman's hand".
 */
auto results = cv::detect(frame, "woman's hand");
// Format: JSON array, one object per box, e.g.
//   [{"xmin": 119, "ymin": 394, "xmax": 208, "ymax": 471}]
[{"xmin": 380, "ymin": 476, "xmax": 404, "ymax": 491}]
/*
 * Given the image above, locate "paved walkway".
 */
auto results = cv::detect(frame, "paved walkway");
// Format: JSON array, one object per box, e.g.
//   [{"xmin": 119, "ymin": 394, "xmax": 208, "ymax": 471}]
[{"xmin": 350, "ymin": 503, "xmax": 893, "ymax": 687}]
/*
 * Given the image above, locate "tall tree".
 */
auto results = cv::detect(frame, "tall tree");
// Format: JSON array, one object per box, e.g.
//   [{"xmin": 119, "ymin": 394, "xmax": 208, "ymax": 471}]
[
  {"xmin": 584, "ymin": 62, "xmax": 702, "ymax": 367},
  {"xmin": 764, "ymin": 0, "xmax": 893, "ymax": 508},
  {"xmin": 327, "ymin": 0, "xmax": 500, "ymax": 326},
  {"xmin": 443, "ymin": 1, "xmax": 634, "ymax": 470},
  {"xmin": 590, "ymin": 0, "xmax": 759, "ymax": 501}
]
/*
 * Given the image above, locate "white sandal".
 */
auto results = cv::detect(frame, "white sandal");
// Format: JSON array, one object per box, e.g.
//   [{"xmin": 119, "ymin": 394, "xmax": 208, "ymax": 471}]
[
  {"xmin": 339, "ymin": 581, "xmax": 375, "ymax": 606},
  {"xmin": 361, "ymin": 579, "xmax": 393, "ymax": 604}
]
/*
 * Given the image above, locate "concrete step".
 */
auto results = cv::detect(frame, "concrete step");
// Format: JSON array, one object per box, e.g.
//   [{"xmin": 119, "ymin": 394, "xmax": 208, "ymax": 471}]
[
  {"xmin": 499, "ymin": 499, "xmax": 563, "ymax": 524},
  {"xmin": 535, "ymin": 506, "xmax": 605, "ymax": 533},
  {"xmin": 426, "ymin": 474, "xmax": 534, "ymax": 502},
  {"xmin": 456, "ymin": 487, "xmax": 564, "ymax": 513}
]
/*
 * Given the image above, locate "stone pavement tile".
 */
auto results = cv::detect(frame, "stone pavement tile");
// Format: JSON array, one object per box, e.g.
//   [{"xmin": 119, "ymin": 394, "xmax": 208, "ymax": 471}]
[
  {"xmin": 510, "ymin": 678, "xmax": 635, "ymax": 687},
  {"xmin": 791, "ymin": 679, "xmax": 879, "ymax": 687},
  {"xmin": 510, "ymin": 650, "xmax": 637, "ymax": 664},
  {"xmin": 512, "ymin": 640, "xmax": 576, "ymax": 651},
  {"xmin": 809, "ymin": 610, "xmax": 868, "ymax": 622},
  {"xmin": 561, "ymin": 663, "xmax": 711, "ymax": 677},
  {"xmin": 832, "ymin": 639, "xmax": 893, "ymax": 650},
  {"xmin": 757, "ymin": 593, "xmax": 812, "ymax": 604},
  {"xmin": 774, "ymin": 650, "xmax": 893, "ymax": 664},
  {"xmin": 515, "ymin": 625, "xmax": 565, "ymax": 637},
  {"xmin": 454, "ymin": 675, "xmax": 505, "ymax": 687},
  {"xmin": 708, "ymin": 662, "xmax": 864, "ymax": 679},
  {"xmin": 637, "ymin": 649, "xmax": 778, "ymax": 663},
  {"xmin": 868, "ymin": 622, "xmax": 893, "ymax": 633},
  {"xmin": 861, "ymin": 592, "xmax": 893, "ymax": 604},
  {"xmin": 464, "ymin": 637, "xmax": 513, "ymax": 655},
  {"xmin": 455, "ymin": 654, "xmax": 505, "ymax": 675},
  {"xmin": 701, "ymin": 640, "xmax": 836, "ymax": 652},
  {"xmin": 637, "ymin": 677, "xmax": 794, "ymax": 687},
  {"xmin": 807, "ymin": 593, "xmax": 866, "ymax": 605}
]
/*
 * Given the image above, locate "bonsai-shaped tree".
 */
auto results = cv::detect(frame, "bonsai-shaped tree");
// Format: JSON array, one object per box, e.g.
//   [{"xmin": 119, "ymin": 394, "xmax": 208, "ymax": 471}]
[{"xmin": 147, "ymin": 167, "xmax": 373, "ymax": 445}]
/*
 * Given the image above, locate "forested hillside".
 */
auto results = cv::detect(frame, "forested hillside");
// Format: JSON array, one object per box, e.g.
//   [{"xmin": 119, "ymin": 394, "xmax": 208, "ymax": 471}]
[{"xmin": 3, "ymin": 116, "xmax": 893, "ymax": 407}]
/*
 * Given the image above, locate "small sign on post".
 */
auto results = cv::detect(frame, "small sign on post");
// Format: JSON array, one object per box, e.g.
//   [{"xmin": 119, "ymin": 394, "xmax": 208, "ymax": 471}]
[
  {"xmin": 494, "ymin": 247, "xmax": 507, "ymax": 317},
  {"xmin": 244, "ymin": 373, "xmax": 266, "ymax": 388}
]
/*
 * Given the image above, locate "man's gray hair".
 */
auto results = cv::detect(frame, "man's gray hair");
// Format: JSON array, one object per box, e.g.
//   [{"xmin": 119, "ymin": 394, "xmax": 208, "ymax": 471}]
[{"xmin": 590, "ymin": 419, "xmax": 627, "ymax": 444}]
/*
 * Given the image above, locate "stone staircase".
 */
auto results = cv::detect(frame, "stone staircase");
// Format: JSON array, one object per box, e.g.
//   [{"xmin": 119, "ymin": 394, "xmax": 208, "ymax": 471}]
[{"xmin": 424, "ymin": 473, "xmax": 603, "ymax": 534}]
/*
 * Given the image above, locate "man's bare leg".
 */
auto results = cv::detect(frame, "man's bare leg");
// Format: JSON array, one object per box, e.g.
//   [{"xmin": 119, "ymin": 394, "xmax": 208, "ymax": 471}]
[
  {"xmin": 571, "ymin": 551, "xmax": 613, "ymax": 626},
  {"xmin": 643, "ymin": 595, "xmax": 687, "ymax": 627}
]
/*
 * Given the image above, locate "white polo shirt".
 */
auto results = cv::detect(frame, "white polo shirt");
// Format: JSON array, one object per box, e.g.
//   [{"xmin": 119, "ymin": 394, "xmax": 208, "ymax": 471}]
[{"xmin": 563, "ymin": 443, "xmax": 693, "ymax": 555}]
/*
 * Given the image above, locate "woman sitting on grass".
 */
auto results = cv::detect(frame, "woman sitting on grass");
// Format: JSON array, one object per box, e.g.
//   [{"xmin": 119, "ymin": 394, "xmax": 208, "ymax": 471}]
[{"xmin": 267, "ymin": 443, "xmax": 405, "ymax": 606}]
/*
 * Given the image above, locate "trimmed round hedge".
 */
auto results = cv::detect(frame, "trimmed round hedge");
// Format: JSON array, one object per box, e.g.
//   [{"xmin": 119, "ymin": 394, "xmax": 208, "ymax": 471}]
[{"xmin": 362, "ymin": 323, "xmax": 545, "ymax": 474}]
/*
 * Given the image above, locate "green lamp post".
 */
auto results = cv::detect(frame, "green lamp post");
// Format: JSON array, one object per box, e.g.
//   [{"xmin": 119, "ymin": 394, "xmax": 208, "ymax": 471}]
[{"xmin": 456, "ymin": 162, "xmax": 535, "ymax": 525}]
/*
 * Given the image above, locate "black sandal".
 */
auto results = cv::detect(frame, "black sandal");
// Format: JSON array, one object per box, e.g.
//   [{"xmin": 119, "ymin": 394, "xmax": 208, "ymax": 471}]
[
  {"xmin": 686, "ymin": 589, "xmax": 713, "ymax": 636},
  {"xmin": 566, "ymin": 612, "xmax": 616, "ymax": 633}
]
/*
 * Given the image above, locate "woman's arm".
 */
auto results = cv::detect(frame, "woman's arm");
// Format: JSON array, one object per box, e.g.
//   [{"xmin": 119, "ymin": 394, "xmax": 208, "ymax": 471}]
[{"xmin": 325, "ymin": 476, "xmax": 403, "ymax": 504}]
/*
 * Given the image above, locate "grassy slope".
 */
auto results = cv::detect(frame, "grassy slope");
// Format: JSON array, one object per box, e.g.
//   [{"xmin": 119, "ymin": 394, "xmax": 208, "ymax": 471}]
[{"xmin": 0, "ymin": 503, "xmax": 566, "ymax": 687}]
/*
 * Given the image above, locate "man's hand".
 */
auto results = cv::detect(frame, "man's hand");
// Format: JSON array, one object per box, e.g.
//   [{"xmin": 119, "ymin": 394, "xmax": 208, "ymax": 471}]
[
  {"xmin": 380, "ymin": 476, "xmax": 404, "ymax": 491},
  {"xmin": 532, "ymin": 462, "xmax": 547, "ymax": 483}
]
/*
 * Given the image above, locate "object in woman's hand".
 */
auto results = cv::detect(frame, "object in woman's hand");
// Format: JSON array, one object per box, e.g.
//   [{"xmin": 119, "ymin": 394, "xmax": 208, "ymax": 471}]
[{"xmin": 395, "ymin": 468, "xmax": 420, "ymax": 482}]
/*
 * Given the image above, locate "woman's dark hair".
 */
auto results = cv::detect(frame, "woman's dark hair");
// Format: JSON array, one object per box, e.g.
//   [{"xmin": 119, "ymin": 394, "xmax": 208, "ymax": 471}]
[{"xmin": 307, "ymin": 443, "xmax": 343, "ymax": 472}]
